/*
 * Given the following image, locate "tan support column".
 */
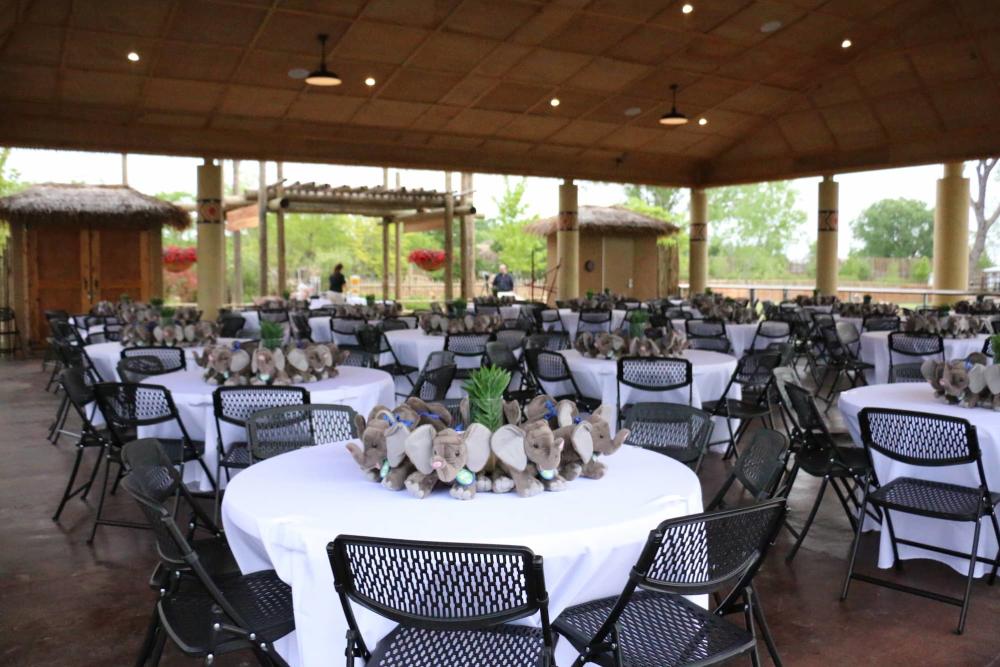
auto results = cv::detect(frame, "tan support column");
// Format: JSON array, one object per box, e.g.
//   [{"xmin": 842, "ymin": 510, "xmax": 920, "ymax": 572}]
[
  {"xmin": 196, "ymin": 159, "xmax": 225, "ymax": 320},
  {"xmin": 257, "ymin": 161, "xmax": 268, "ymax": 297},
  {"xmin": 689, "ymin": 188, "xmax": 708, "ymax": 295},
  {"xmin": 231, "ymin": 160, "xmax": 243, "ymax": 306},
  {"xmin": 556, "ymin": 179, "xmax": 579, "ymax": 300},
  {"xmin": 381, "ymin": 218, "xmax": 390, "ymax": 301},
  {"xmin": 932, "ymin": 162, "xmax": 971, "ymax": 306},
  {"xmin": 394, "ymin": 221, "xmax": 402, "ymax": 302},
  {"xmin": 276, "ymin": 162, "xmax": 286, "ymax": 296},
  {"xmin": 817, "ymin": 175, "xmax": 839, "ymax": 297},
  {"xmin": 444, "ymin": 171, "xmax": 454, "ymax": 301},
  {"xmin": 459, "ymin": 172, "xmax": 475, "ymax": 299}
]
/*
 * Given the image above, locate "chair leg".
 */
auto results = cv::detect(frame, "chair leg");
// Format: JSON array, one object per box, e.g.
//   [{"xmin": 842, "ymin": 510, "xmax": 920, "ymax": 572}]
[
  {"xmin": 956, "ymin": 515, "xmax": 983, "ymax": 635},
  {"xmin": 743, "ymin": 589, "xmax": 761, "ymax": 667},
  {"xmin": 786, "ymin": 476, "xmax": 829, "ymax": 562},
  {"xmin": 750, "ymin": 586, "xmax": 782, "ymax": 667},
  {"xmin": 52, "ymin": 443, "xmax": 86, "ymax": 521},
  {"xmin": 988, "ymin": 511, "xmax": 1000, "ymax": 585},
  {"xmin": 135, "ymin": 605, "xmax": 161, "ymax": 667},
  {"xmin": 194, "ymin": 455, "xmax": 218, "ymax": 492},
  {"xmin": 883, "ymin": 507, "xmax": 902, "ymax": 568},
  {"xmin": 840, "ymin": 476, "xmax": 872, "ymax": 601},
  {"xmin": 87, "ymin": 448, "xmax": 114, "ymax": 544},
  {"xmin": 81, "ymin": 444, "xmax": 104, "ymax": 501}
]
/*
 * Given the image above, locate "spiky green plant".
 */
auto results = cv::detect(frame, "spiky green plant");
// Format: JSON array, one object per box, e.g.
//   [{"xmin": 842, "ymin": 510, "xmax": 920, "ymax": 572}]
[
  {"xmin": 159, "ymin": 306, "xmax": 176, "ymax": 320},
  {"xmin": 260, "ymin": 320, "xmax": 285, "ymax": 350},
  {"xmin": 628, "ymin": 310, "xmax": 650, "ymax": 339},
  {"xmin": 150, "ymin": 297, "xmax": 164, "ymax": 309},
  {"xmin": 991, "ymin": 334, "xmax": 1000, "ymax": 361},
  {"xmin": 464, "ymin": 366, "xmax": 511, "ymax": 431}
]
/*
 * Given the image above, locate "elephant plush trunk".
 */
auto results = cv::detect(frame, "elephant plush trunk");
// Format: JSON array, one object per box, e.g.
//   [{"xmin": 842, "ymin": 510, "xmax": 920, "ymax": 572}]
[{"xmin": 433, "ymin": 456, "xmax": 460, "ymax": 482}]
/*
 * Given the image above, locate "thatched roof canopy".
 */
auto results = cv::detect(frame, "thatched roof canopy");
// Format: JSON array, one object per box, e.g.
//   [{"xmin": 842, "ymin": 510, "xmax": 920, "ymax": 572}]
[
  {"xmin": 525, "ymin": 206, "xmax": 678, "ymax": 237},
  {"xmin": 0, "ymin": 183, "xmax": 190, "ymax": 229}
]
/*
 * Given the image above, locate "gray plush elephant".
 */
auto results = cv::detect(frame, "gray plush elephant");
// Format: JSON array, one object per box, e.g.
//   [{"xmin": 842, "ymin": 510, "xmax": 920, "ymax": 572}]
[
  {"xmin": 347, "ymin": 407, "xmax": 414, "ymax": 490},
  {"xmin": 490, "ymin": 420, "xmax": 566, "ymax": 497},
  {"xmin": 403, "ymin": 423, "xmax": 493, "ymax": 500}
]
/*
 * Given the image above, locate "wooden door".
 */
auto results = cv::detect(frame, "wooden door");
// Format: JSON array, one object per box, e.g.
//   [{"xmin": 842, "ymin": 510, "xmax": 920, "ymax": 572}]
[
  {"xmin": 91, "ymin": 228, "xmax": 149, "ymax": 303},
  {"xmin": 602, "ymin": 236, "xmax": 634, "ymax": 296},
  {"xmin": 28, "ymin": 224, "xmax": 89, "ymax": 342}
]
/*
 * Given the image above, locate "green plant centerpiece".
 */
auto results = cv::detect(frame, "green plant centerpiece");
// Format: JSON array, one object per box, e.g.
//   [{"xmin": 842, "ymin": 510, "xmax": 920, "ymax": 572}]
[
  {"xmin": 991, "ymin": 334, "xmax": 1000, "ymax": 361},
  {"xmin": 365, "ymin": 293, "xmax": 376, "ymax": 306},
  {"xmin": 586, "ymin": 289, "xmax": 595, "ymax": 300},
  {"xmin": 260, "ymin": 320, "xmax": 285, "ymax": 351},
  {"xmin": 464, "ymin": 366, "xmax": 511, "ymax": 432},
  {"xmin": 628, "ymin": 310, "xmax": 650, "ymax": 339},
  {"xmin": 451, "ymin": 297, "xmax": 468, "ymax": 317}
]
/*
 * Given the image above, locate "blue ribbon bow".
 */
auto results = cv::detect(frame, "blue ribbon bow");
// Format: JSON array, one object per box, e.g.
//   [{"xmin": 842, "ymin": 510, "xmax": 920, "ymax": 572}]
[{"xmin": 543, "ymin": 400, "xmax": 558, "ymax": 421}]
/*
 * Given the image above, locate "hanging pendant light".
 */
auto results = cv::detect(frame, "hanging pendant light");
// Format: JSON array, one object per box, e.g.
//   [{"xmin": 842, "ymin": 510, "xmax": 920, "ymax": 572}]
[
  {"xmin": 659, "ymin": 84, "xmax": 689, "ymax": 126},
  {"xmin": 305, "ymin": 34, "xmax": 341, "ymax": 86}
]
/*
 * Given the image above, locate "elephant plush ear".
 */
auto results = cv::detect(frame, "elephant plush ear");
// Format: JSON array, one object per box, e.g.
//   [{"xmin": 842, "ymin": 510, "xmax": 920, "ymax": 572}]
[
  {"xmin": 463, "ymin": 423, "xmax": 492, "ymax": 472},
  {"xmin": 590, "ymin": 404, "xmax": 611, "ymax": 424},
  {"xmin": 230, "ymin": 349, "xmax": 251, "ymax": 373},
  {"xmin": 459, "ymin": 397, "xmax": 471, "ymax": 427},
  {"xmin": 491, "ymin": 425, "xmax": 527, "ymax": 471},
  {"xmin": 503, "ymin": 400, "xmax": 521, "ymax": 425},
  {"xmin": 385, "ymin": 423, "xmax": 410, "ymax": 467},
  {"xmin": 353, "ymin": 413, "xmax": 366, "ymax": 436},
  {"xmin": 556, "ymin": 399, "xmax": 577, "ymax": 427},
  {"xmin": 273, "ymin": 348, "xmax": 286, "ymax": 372},
  {"xmin": 969, "ymin": 364, "xmax": 988, "ymax": 393},
  {"xmin": 571, "ymin": 422, "xmax": 594, "ymax": 461},
  {"xmin": 987, "ymin": 365, "xmax": 1000, "ymax": 394},
  {"xmin": 404, "ymin": 424, "xmax": 436, "ymax": 474}
]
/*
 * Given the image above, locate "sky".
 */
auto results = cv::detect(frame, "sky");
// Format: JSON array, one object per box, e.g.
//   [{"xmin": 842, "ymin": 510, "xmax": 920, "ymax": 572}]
[{"xmin": 4, "ymin": 147, "xmax": 978, "ymax": 262}]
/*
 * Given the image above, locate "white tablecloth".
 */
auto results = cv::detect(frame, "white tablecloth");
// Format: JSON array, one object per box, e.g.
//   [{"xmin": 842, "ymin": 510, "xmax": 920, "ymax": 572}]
[
  {"xmin": 556, "ymin": 309, "xmax": 627, "ymax": 338},
  {"xmin": 558, "ymin": 349, "xmax": 740, "ymax": 444},
  {"xmin": 839, "ymin": 383, "xmax": 1000, "ymax": 576},
  {"xmin": 221, "ymin": 444, "xmax": 703, "ymax": 667},
  {"xmin": 859, "ymin": 331, "xmax": 989, "ymax": 385},
  {"xmin": 136, "ymin": 367, "xmax": 395, "ymax": 491},
  {"xmin": 239, "ymin": 310, "xmax": 260, "ymax": 335},
  {"xmin": 670, "ymin": 321, "xmax": 769, "ymax": 358},
  {"xmin": 85, "ymin": 340, "xmax": 244, "ymax": 381},
  {"xmin": 469, "ymin": 303, "xmax": 524, "ymax": 320}
]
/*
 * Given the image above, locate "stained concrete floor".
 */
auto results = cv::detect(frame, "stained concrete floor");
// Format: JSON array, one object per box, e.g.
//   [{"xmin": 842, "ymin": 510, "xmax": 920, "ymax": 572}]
[{"xmin": 2, "ymin": 355, "xmax": 1000, "ymax": 666}]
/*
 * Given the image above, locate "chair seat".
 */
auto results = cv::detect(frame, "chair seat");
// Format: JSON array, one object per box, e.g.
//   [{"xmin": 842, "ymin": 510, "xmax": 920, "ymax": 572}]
[
  {"xmin": 554, "ymin": 589, "xmax": 754, "ymax": 667},
  {"xmin": 703, "ymin": 398, "xmax": 769, "ymax": 420},
  {"xmin": 221, "ymin": 442, "xmax": 252, "ymax": 468},
  {"xmin": 369, "ymin": 623, "xmax": 548, "ymax": 667},
  {"xmin": 870, "ymin": 477, "xmax": 1000, "ymax": 521},
  {"xmin": 378, "ymin": 362, "xmax": 418, "ymax": 377},
  {"xmin": 158, "ymin": 438, "xmax": 206, "ymax": 462},
  {"xmin": 794, "ymin": 444, "xmax": 870, "ymax": 477},
  {"xmin": 158, "ymin": 570, "xmax": 294, "ymax": 657}
]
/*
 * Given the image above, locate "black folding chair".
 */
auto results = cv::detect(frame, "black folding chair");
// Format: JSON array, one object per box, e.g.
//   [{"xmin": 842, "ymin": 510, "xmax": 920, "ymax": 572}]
[
  {"xmin": 117, "ymin": 355, "xmax": 166, "ymax": 383},
  {"xmin": 444, "ymin": 333, "xmax": 491, "ymax": 380},
  {"xmin": 408, "ymin": 363, "xmax": 458, "ymax": 402},
  {"xmin": 747, "ymin": 319, "xmax": 790, "ymax": 354},
  {"xmin": 51, "ymin": 368, "xmax": 108, "ymax": 522},
  {"xmin": 816, "ymin": 323, "xmax": 873, "ymax": 409},
  {"xmin": 328, "ymin": 535, "xmax": 555, "ymax": 667},
  {"xmin": 843, "ymin": 408, "xmax": 1000, "ymax": 634},
  {"xmin": 707, "ymin": 429, "xmax": 790, "ymax": 510},
  {"xmin": 538, "ymin": 308, "xmax": 564, "ymax": 332},
  {"xmin": 121, "ymin": 345, "xmax": 187, "ymax": 372},
  {"xmin": 121, "ymin": 439, "xmax": 293, "ymax": 666},
  {"xmin": 616, "ymin": 356, "xmax": 693, "ymax": 427},
  {"xmin": 247, "ymin": 404, "xmax": 359, "ymax": 463},
  {"xmin": 887, "ymin": 332, "xmax": 944, "ymax": 383},
  {"xmin": 703, "ymin": 350, "xmax": 783, "ymax": 459},
  {"xmin": 358, "ymin": 325, "xmax": 419, "ymax": 397},
  {"xmin": 486, "ymin": 341, "xmax": 534, "ymax": 403},
  {"xmin": 685, "ymin": 319, "xmax": 732, "ymax": 353},
  {"xmin": 862, "ymin": 315, "xmax": 900, "ymax": 332},
  {"xmin": 218, "ymin": 313, "xmax": 246, "ymax": 338},
  {"xmin": 577, "ymin": 309, "xmax": 612, "ymax": 334},
  {"xmin": 553, "ymin": 500, "xmax": 788, "ymax": 667},
  {"xmin": 525, "ymin": 331, "xmax": 570, "ymax": 351},
  {"xmin": 331, "ymin": 317, "xmax": 365, "ymax": 348},
  {"xmin": 291, "ymin": 312, "xmax": 314, "ymax": 343},
  {"xmin": 524, "ymin": 349, "xmax": 600, "ymax": 412},
  {"xmin": 623, "ymin": 402, "xmax": 714, "ymax": 472}
]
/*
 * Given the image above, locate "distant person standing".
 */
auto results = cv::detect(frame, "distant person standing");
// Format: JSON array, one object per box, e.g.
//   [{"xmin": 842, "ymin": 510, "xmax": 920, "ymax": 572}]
[
  {"xmin": 329, "ymin": 263, "xmax": 346, "ymax": 293},
  {"xmin": 492, "ymin": 263, "xmax": 514, "ymax": 295}
]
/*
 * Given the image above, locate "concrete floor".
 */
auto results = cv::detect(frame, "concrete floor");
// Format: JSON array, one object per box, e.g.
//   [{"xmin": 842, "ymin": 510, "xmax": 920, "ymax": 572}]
[{"xmin": 2, "ymin": 355, "xmax": 1000, "ymax": 666}]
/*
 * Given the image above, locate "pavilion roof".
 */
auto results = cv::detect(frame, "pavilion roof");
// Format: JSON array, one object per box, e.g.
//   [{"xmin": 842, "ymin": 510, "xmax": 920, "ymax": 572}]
[
  {"xmin": 0, "ymin": 2, "xmax": 997, "ymax": 186},
  {"xmin": 525, "ymin": 205, "xmax": 678, "ymax": 236},
  {"xmin": 0, "ymin": 183, "xmax": 190, "ymax": 229}
]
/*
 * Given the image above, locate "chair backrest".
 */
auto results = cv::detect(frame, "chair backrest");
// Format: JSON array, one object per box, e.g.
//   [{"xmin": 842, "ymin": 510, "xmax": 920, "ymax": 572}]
[
  {"xmin": 381, "ymin": 318, "xmax": 408, "ymax": 332},
  {"xmin": 247, "ymin": 404, "xmax": 359, "ymax": 462},
  {"xmin": 623, "ymin": 403, "xmax": 713, "ymax": 459},
  {"xmin": 888, "ymin": 332, "xmax": 944, "ymax": 357},
  {"xmin": 859, "ymin": 407, "xmax": 981, "ymax": 467},
  {"xmin": 525, "ymin": 332, "xmax": 569, "ymax": 351},
  {"xmin": 731, "ymin": 429, "xmax": 789, "ymax": 500},
  {"xmin": 617, "ymin": 356, "xmax": 693, "ymax": 393},
  {"xmin": 733, "ymin": 350, "xmax": 782, "ymax": 391},
  {"xmin": 862, "ymin": 315, "xmax": 900, "ymax": 332},
  {"xmin": 526, "ymin": 349, "xmax": 572, "ymax": 382},
  {"xmin": 486, "ymin": 341, "xmax": 519, "ymax": 371},
  {"xmin": 93, "ymin": 382, "xmax": 190, "ymax": 444},
  {"xmin": 636, "ymin": 499, "xmax": 787, "ymax": 596},
  {"xmin": 409, "ymin": 364, "xmax": 457, "ymax": 402},
  {"xmin": 213, "ymin": 385, "xmax": 309, "ymax": 428},
  {"xmin": 218, "ymin": 314, "xmax": 246, "ymax": 338},
  {"xmin": 812, "ymin": 313, "xmax": 835, "ymax": 331},
  {"xmin": 834, "ymin": 320, "xmax": 860, "ymax": 347},
  {"xmin": 476, "ymin": 304, "xmax": 500, "ymax": 316},
  {"xmin": 356, "ymin": 325, "xmax": 390, "ymax": 356},
  {"xmin": 59, "ymin": 367, "xmax": 101, "ymax": 429},
  {"xmin": 291, "ymin": 312, "xmax": 313, "ymax": 340},
  {"xmin": 259, "ymin": 307, "xmax": 289, "ymax": 323},
  {"xmin": 117, "ymin": 355, "xmax": 165, "ymax": 383},
  {"xmin": 121, "ymin": 345, "xmax": 186, "ymax": 372},
  {"xmin": 423, "ymin": 350, "xmax": 456, "ymax": 371},
  {"xmin": 751, "ymin": 320, "xmax": 790, "ymax": 350},
  {"xmin": 771, "ymin": 366, "xmax": 802, "ymax": 420},
  {"xmin": 329, "ymin": 535, "xmax": 550, "ymax": 631},
  {"xmin": 783, "ymin": 383, "xmax": 828, "ymax": 434},
  {"xmin": 495, "ymin": 328, "xmax": 527, "ymax": 352},
  {"xmin": 686, "ymin": 318, "xmax": 726, "ymax": 339},
  {"xmin": 578, "ymin": 309, "xmax": 612, "ymax": 333},
  {"xmin": 445, "ymin": 333, "xmax": 491, "ymax": 358}
]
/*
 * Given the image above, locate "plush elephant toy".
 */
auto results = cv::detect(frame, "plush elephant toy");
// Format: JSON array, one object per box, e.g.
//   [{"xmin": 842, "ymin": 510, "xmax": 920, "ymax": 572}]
[
  {"xmin": 522, "ymin": 395, "xmax": 560, "ymax": 428},
  {"xmin": 986, "ymin": 365, "xmax": 1000, "ymax": 411},
  {"xmin": 403, "ymin": 397, "xmax": 454, "ymax": 431},
  {"xmin": 965, "ymin": 364, "xmax": 989, "ymax": 409},
  {"xmin": 490, "ymin": 420, "xmax": 566, "ymax": 497},
  {"xmin": 250, "ymin": 347, "xmax": 286, "ymax": 385},
  {"xmin": 553, "ymin": 402, "xmax": 628, "ymax": 480},
  {"xmin": 403, "ymin": 423, "xmax": 493, "ymax": 499},
  {"xmin": 225, "ymin": 348, "xmax": 251, "ymax": 386},
  {"xmin": 305, "ymin": 344, "xmax": 334, "ymax": 381},
  {"xmin": 939, "ymin": 361, "xmax": 970, "ymax": 404},
  {"xmin": 347, "ymin": 407, "xmax": 414, "ymax": 490},
  {"xmin": 921, "ymin": 359, "xmax": 945, "ymax": 398},
  {"xmin": 285, "ymin": 347, "xmax": 314, "ymax": 384}
]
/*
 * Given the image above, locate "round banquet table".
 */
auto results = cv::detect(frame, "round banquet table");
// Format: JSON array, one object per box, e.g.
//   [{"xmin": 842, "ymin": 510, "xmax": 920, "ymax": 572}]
[
  {"xmin": 859, "ymin": 331, "xmax": 989, "ymax": 385},
  {"xmin": 468, "ymin": 303, "xmax": 524, "ymax": 320},
  {"xmin": 221, "ymin": 443, "xmax": 703, "ymax": 667},
  {"xmin": 557, "ymin": 309, "xmax": 627, "ymax": 339},
  {"xmin": 136, "ymin": 367, "xmax": 395, "ymax": 492},
  {"xmin": 671, "ymin": 321, "xmax": 771, "ymax": 358},
  {"xmin": 85, "ymin": 339, "xmax": 247, "ymax": 382},
  {"xmin": 839, "ymin": 383, "xmax": 1000, "ymax": 577},
  {"xmin": 558, "ymin": 349, "xmax": 740, "ymax": 443}
]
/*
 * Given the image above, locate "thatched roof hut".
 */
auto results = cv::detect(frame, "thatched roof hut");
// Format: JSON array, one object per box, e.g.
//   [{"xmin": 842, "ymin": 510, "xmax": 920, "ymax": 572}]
[
  {"xmin": 0, "ymin": 183, "xmax": 190, "ymax": 229},
  {"xmin": 524, "ymin": 205, "xmax": 678, "ymax": 237}
]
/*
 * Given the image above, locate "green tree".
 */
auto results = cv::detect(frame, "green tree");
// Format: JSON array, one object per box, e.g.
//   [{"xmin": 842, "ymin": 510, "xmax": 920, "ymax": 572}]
[
  {"xmin": 623, "ymin": 184, "xmax": 684, "ymax": 216},
  {"xmin": 479, "ymin": 177, "xmax": 545, "ymax": 278},
  {"xmin": 851, "ymin": 197, "xmax": 934, "ymax": 258},
  {"xmin": 708, "ymin": 181, "xmax": 806, "ymax": 257},
  {"xmin": 0, "ymin": 148, "xmax": 23, "ymax": 256}
]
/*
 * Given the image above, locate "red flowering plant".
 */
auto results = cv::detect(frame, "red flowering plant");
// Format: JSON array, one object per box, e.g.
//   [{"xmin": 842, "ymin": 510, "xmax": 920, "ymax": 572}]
[
  {"xmin": 408, "ymin": 249, "xmax": 446, "ymax": 272},
  {"xmin": 163, "ymin": 246, "xmax": 197, "ymax": 273}
]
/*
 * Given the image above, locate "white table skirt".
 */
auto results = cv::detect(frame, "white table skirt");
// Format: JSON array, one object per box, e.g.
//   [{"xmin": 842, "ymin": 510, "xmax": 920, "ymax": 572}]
[
  {"xmin": 221, "ymin": 444, "xmax": 703, "ymax": 667},
  {"xmin": 859, "ymin": 331, "xmax": 989, "ymax": 385},
  {"xmin": 556, "ymin": 309, "xmax": 627, "ymax": 339},
  {"xmin": 136, "ymin": 367, "xmax": 395, "ymax": 492},
  {"xmin": 839, "ymin": 383, "xmax": 1000, "ymax": 576},
  {"xmin": 85, "ymin": 340, "xmax": 244, "ymax": 382},
  {"xmin": 558, "ymin": 349, "xmax": 740, "ymax": 443},
  {"xmin": 670, "ymin": 321, "xmax": 772, "ymax": 358}
]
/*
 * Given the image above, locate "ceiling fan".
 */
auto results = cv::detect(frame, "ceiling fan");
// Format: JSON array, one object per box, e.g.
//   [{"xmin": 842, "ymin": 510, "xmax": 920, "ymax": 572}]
[{"xmin": 287, "ymin": 33, "xmax": 341, "ymax": 86}]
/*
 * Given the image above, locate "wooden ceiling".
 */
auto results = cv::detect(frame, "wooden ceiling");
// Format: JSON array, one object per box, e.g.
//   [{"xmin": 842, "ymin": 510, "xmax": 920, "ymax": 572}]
[{"xmin": 0, "ymin": 0, "xmax": 998, "ymax": 187}]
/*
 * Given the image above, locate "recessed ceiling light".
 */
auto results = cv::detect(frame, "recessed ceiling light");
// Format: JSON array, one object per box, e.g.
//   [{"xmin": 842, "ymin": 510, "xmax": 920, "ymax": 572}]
[
  {"xmin": 624, "ymin": 107, "xmax": 642, "ymax": 117},
  {"xmin": 364, "ymin": 77, "xmax": 376, "ymax": 87},
  {"xmin": 760, "ymin": 20, "xmax": 782, "ymax": 33},
  {"xmin": 841, "ymin": 38, "xmax": 852, "ymax": 49},
  {"xmin": 549, "ymin": 97, "xmax": 560, "ymax": 107},
  {"xmin": 698, "ymin": 117, "xmax": 708, "ymax": 126},
  {"xmin": 682, "ymin": 3, "xmax": 694, "ymax": 14},
  {"xmin": 127, "ymin": 51, "xmax": 140, "ymax": 62}
]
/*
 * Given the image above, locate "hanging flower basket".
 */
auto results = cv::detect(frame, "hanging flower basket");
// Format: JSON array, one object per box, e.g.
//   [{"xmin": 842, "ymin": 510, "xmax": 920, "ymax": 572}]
[
  {"xmin": 408, "ymin": 249, "xmax": 446, "ymax": 272},
  {"xmin": 164, "ymin": 246, "xmax": 197, "ymax": 273}
]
